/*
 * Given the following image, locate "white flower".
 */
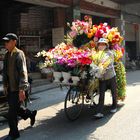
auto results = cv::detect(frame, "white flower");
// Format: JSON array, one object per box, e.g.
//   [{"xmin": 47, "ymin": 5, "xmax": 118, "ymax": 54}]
[
  {"xmin": 79, "ymin": 30, "xmax": 84, "ymax": 35},
  {"xmin": 81, "ymin": 71, "xmax": 87, "ymax": 79},
  {"xmin": 36, "ymin": 52, "xmax": 41, "ymax": 57},
  {"xmin": 103, "ymin": 23, "xmax": 108, "ymax": 26},
  {"xmin": 67, "ymin": 22, "xmax": 70, "ymax": 27}
]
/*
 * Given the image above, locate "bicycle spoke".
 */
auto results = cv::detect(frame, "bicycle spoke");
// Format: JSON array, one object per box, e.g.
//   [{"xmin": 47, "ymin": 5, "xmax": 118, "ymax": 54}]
[{"xmin": 64, "ymin": 87, "xmax": 84, "ymax": 121}]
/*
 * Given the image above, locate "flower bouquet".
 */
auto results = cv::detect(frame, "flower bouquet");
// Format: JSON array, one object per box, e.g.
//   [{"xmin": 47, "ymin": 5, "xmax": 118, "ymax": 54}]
[{"xmin": 115, "ymin": 61, "xmax": 126, "ymax": 101}]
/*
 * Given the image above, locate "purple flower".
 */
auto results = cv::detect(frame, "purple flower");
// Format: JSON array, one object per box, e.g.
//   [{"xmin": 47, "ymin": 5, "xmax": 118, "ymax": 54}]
[
  {"xmin": 67, "ymin": 59, "xmax": 77, "ymax": 67},
  {"xmin": 113, "ymin": 44, "xmax": 122, "ymax": 50}
]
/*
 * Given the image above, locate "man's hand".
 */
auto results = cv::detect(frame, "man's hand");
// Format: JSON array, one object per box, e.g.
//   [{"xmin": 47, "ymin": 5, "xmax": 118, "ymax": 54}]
[{"xmin": 19, "ymin": 90, "xmax": 26, "ymax": 102}]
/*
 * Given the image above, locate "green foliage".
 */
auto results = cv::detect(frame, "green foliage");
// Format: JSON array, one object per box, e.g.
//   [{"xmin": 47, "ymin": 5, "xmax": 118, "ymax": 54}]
[
  {"xmin": 73, "ymin": 33, "xmax": 91, "ymax": 48},
  {"xmin": 71, "ymin": 66, "xmax": 81, "ymax": 76}
]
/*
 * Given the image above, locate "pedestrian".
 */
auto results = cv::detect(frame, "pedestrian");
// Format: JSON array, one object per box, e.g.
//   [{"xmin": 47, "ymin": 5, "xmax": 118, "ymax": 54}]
[
  {"xmin": 93, "ymin": 38, "xmax": 117, "ymax": 119},
  {"xmin": 2, "ymin": 33, "xmax": 37, "ymax": 140}
]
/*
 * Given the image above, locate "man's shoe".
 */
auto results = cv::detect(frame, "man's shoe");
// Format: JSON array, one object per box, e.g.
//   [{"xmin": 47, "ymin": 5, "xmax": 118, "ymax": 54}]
[
  {"xmin": 30, "ymin": 110, "xmax": 37, "ymax": 126},
  {"xmin": 93, "ymin": 113, "xmax": 104, "ymax": 119},
  {"xmin": 110, "ymin": 108, "xmax": 117, "ymax": 113},
  {"xmin": 4, "ymin": 135, "xmax": 19, "ymax": 140}
]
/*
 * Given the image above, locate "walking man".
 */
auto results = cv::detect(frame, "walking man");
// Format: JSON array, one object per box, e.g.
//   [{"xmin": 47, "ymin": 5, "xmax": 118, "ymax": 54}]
[{"xmin": 2, "ymin": 33, "xmax": 37, "ymax": 140}]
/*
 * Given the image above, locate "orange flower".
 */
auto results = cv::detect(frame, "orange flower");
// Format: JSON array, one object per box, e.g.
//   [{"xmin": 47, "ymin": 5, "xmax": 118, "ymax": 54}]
[{"xmin": 87, "ymin": 32, "xmax": 94, "ymax": 38}]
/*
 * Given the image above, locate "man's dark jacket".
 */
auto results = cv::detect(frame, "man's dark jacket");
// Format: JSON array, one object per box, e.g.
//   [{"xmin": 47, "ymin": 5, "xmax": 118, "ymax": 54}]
[{"xmin": 3, "ymin": 47, "xmax": 29, "ymax": 92}]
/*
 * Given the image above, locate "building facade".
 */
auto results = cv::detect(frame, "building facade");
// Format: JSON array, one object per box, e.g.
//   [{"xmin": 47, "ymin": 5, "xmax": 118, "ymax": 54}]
[{"xmin": 0, "ymin": 0, "xmax": 140, "ymax": 69}]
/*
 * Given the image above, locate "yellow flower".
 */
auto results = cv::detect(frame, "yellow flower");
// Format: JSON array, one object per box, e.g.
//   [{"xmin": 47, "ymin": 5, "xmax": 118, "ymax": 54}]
[
  {"xmin": 93, "ymin": 26, "xmax": 97, "ymax": 33},
  {"xmin": 102, "ymin": 59, "xmax": 111, "ymax": 68},
  {"xmin": 108, "ymin": 33, "xmax": 113, "ymax": 41}
]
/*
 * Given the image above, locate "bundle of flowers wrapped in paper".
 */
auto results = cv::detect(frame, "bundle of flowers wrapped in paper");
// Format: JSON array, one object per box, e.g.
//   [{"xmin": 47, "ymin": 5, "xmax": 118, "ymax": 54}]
[
  {"xmin": 115, "ymin": 61, "xmax": 126, "ymax": 101},
  {"xmin": 112, "ymin": 44, "xmax": 126, "ymax": 101}
]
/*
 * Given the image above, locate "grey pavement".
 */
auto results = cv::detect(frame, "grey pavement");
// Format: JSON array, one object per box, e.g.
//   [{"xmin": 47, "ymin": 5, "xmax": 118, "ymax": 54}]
[{"xmin": 0, "ymin": 70, "xmax": 140, "ymax": 140}]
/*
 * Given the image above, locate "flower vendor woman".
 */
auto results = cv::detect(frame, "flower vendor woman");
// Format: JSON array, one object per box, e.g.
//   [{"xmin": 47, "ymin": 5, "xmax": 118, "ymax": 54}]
[{"xmin": 93, "ymin": 38, "xmax": 117, "ymax": 119}]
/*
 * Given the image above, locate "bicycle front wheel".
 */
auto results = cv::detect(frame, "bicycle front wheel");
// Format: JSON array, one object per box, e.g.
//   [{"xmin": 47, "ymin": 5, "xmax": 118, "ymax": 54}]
[{"xmin": 64, "ymin": 86, "xmax": 84, "ymax": 121}]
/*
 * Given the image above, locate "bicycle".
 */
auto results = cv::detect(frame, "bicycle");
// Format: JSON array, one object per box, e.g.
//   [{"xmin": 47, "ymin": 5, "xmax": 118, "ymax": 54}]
[{"xmin": 63, "ymin": 69, "xmax": 99, "ymax": 121}]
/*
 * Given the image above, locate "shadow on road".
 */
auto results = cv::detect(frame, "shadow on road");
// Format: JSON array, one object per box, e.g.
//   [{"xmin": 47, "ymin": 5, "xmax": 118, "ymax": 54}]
[{"xmin": 0, "ymin": 103, "xmax": 124, "ymax": 140}]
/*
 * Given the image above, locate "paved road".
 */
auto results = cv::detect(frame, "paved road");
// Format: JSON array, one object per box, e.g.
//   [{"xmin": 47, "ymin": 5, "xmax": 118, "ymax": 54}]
[{"xmin": 0, "ymin": 70, "xmax": 140, "ymax": 140}]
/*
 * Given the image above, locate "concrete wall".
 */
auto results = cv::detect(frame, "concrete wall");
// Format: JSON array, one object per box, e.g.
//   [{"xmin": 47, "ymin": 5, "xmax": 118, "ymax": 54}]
[
  {"xmin": 84, "ymin": 0, "xmax": 120, "ymax": 10},
  {"xmin": 115, "ymin": 19, "xmax": 136, "ymax": 41},
  {"xmin": 125, "ymin": 23, "xmax": 136, "ymax": 41},
  {"xmin": 122, "ymin": 3, "xmax": 140, "ymax": 24},
  {"xmin": 115, "ymin": 19, "xmax": 121, "ymax": 32},
  {"xmin": 123, "ymin": 3, "xmax": 140, "ymax": 17}
]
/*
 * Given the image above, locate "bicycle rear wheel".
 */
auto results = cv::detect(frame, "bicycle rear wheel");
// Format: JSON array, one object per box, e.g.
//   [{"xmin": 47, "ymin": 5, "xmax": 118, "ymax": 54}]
[{"xmin": 64, "ymin": 86, "xmax": 84, "ymax": 121}]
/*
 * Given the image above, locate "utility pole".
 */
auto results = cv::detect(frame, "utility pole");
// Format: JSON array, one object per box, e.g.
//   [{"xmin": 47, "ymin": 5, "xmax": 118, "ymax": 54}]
[
  {"xmin": 120, "ymin": 11, "xmax": 126, "ymax": 65},
  {"xmin": 72, "ymin": 0, "xmax": 81, "ymax": 20}
]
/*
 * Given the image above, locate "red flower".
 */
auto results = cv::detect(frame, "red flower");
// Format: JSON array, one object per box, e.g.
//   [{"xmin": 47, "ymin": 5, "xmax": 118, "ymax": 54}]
[
  {"xmin": 75, "ymin": 51, "xmax": 82, "ymax": 55},
  {"xmin": 95, "ymin": 30, "xmax": 103, "ymax": 38},
  {"xmin": 84, "ymin": 15, "xmax": 89, "ymax": 21},
  {"xmin": 107, "ymin": 25, "xmax": 111, "ymax": 29},
  {"xmin": 112, "ymin": 38, "xmax": 117, "ymax": 44},
  {"xmin": 78, "ymin": 57, "xmax": 92, "ymax": 65},
  {"xmin": 94, "ymin": 25, "xmax": 98, "ymax": 28},
  {"xmin": 115, "ymin": 35, "xmax": 119, "ymax": 38},
  {"xmin": 100, "ymin": 23, "xmax": 103, "ymax": 26},
  {"xmin": 103, "ymin": 27, "xmax": 107, "ymax": 32},
  {"xmin": 121, "ymin": 48, "xmax": 125, "ymax": 54}
]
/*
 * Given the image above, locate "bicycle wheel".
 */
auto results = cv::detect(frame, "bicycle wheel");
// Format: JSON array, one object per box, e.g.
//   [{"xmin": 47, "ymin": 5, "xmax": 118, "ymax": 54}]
[{"xmin": 64, "ymin": 86, "xmax": 84, "ymax": 121}]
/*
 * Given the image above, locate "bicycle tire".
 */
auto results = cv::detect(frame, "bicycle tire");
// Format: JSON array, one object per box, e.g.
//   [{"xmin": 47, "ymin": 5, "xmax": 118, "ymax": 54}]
[{"xmin": 64, "ymin": 86, "xmax": 84, "ymax": 121}]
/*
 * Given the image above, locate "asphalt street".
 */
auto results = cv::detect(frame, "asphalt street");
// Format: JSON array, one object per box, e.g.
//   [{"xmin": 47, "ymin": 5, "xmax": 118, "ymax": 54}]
[{"xmin": 0, "ymin": 70, "xmax": 140, "ymax": 140}]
